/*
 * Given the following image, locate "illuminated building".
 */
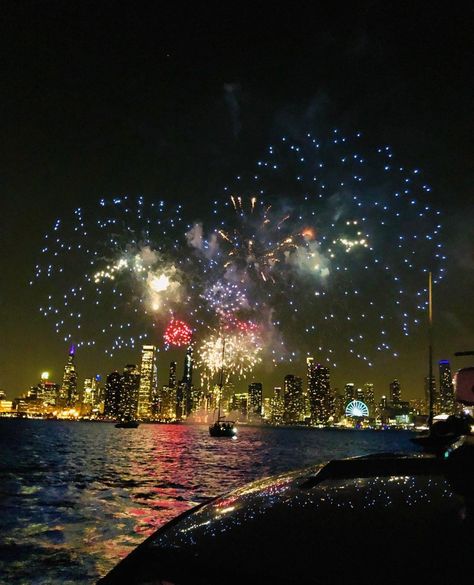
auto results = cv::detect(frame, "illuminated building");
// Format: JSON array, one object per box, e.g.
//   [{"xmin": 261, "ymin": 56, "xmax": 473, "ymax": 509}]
[
  {"xmin": 270, "ymin": 386, "xmax": 284, "ymax": 425},
  {"xmin": 137, "ymin": 345, "xmax": 157, "ymax": 419},
  {"xmin": 104, "ymin": 371, "xmax": 122, "ymax": 418},
  {"xmin": 0, "ymin": 399, "xmax": 13, "ymax": 413},
  {"xmin": 363, "ymin": 383, "xmax": 375, "ymax": 417},
  {"xmin": 389, "ymin": 379, "xmax": 401, "ymax": 405},
  {"xmin": 344, "ymin": 383, "xmax": 355, "ymax": 407},
  {"xmin": 181, "ymin": 346, "xmax": 194, "ymax": 417},
  {"xmin": 169, "ymin": 361, "xmax": 177, "ymax": 388},
  {"xmin": 28, "ymin": 374, "xmax": 60, "ymax": 410},
  {"xmin": 118, "ymin": 364, "xmax": 140, "ymax": 419},
  {"xmin": 160, "ymin": 385, "xmax": 177, "ymax": 420},
  {"xmin": 284, "ymin": 375, "xmax": 303, "ymax": 424},
  {"xmin": 307, "ymin": 358, "xmax": 331, "ymax": 423},
  {"xmin": 60, "ymin": 344, "xmax": 78, "ymax": 406},
  {"xmin": 438, "ymin": 360, "xmax": 454, "ymax": 414},
  {"xmin": 82, "ymin": 377, "xmax": 98, "ymax": 414},
  {"xmin": 333, "ymin": 391, "xmax": 344, "ymax": 421},
  {"xmin": 248, "ymin": 382, "xmax": 263, "ymax": 420},
  {"xmin": 262, "ymin": 397, "xmax": 272, "ymax": 419},
  {"xmin": 230, "ymin": 393, "xmax": 248, "ymax": 419}
]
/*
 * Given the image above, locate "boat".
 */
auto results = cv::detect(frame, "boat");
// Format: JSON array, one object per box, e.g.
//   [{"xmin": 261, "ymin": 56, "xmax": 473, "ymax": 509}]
[
  {"xmin": 115, "ymin": 419, "xmax": 139, "ymax": 428},
  {"xmin": 208, "ymin": 336, "xmax": 237, "ymax": 438},
  {"xmin": 209, "ymin": 419, "xmax": 237, "ymax": 437},
  {"xmin": 98, "ymin": 355, "xmax": 474, "ymax": 585}
]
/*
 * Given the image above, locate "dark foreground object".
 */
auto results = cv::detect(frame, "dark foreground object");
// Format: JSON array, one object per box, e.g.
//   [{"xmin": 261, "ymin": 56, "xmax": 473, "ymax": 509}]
[
  {"xmin": 98, "ymin": 436, "xmax": 474, "ymax": 585},
  {"xmin": 115, "ymin": 420, "xmax": 139, "ymax": 428}
]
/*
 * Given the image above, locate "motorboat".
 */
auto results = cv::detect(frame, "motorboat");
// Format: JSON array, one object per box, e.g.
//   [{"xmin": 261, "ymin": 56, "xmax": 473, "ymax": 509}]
[{"xmin": 99, "ymin": 358, "xmax": 474, "ymax": 584}]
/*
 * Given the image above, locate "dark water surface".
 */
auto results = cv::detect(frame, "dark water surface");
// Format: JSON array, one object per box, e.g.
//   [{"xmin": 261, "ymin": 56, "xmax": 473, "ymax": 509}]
[{"xmin": 0, "ymin": 420, "xmax": 416, "ymax": 584}]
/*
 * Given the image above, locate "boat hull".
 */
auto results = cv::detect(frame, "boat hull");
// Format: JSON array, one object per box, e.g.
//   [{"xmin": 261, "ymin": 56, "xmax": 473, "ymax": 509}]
[{"xmin": 115, "ymin": 421, "xmax": 140, "ymax": 428}]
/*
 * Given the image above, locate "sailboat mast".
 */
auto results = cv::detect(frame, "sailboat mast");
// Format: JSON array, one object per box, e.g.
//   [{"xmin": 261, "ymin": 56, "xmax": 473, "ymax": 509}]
[
  {"xmin": 217, "ymin": 336, "xmax": 226, "ymax": 420},
  {"xmin": 428, "ymin": 271, "xmax": 434, "ymax": 430}
]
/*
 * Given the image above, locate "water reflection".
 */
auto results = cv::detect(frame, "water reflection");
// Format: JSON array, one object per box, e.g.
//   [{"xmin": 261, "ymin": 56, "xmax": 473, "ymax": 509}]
[{"xmin": 0, "ymin": 420, "xmax": 415, "ymax": 583}]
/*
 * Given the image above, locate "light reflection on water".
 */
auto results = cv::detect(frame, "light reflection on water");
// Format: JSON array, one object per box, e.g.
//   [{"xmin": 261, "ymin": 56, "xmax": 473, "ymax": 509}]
[{"xmin": 0, "ymin": 420, "xmax": 415, "ymax": 583}]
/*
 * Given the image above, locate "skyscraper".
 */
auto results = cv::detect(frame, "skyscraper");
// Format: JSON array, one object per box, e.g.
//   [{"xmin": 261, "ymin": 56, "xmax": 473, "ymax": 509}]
[
  {"xmin": 438, "ymin": 360, "xmax": 454, "ymax": 414},
  {"xmin": 160, "ymin": 385, "xmax": 177, "ymax": 420},
  {"xmin": 118, "ymin": 364, "xmax": 140, "ymax": 419},
  {"xmin": 181, "ymin": 346, "xmax": 194, "ymax": 417},
  {"xmin": 29, "ymin": 373, "xmax": 60, "ymax": 406},
  {"xmin": 307, "ymin": 358, "xmax": 331, "ymax": 424},
  {"xmin": 284, "ymin": 375, "xmax": 303, "ymax": 424},
  {"xmin": 169, "ymin": 361, "xmax": 177, "ymax": 388},
  {"xmin": 137, "ymin": 345, "xmax": 156, "ymax": 419},
  {"xmin": 389, "ymin": 379, "xmax": 401, "ymax": 405},
  {"xmin": 344, "ymin": 383, "xmax": 355, "ymax": 407},
  {"xmin": 248, "ymin": 382, "xmax": 263, "ymax": 420},
  {"xmin": 82, "ymin": 377, "xmax": 97, "ymax": 414},
  {"xmin": 230, "ymin": 393, "xmax": 248, "ymax": 419},
  {"xmin": 270, "ymin": 386, "xmax": 284, "ymax": 425},
  {"xmin": 104, "ymin": 371, "xmax": 122, "ymax": 418},
  {"xmin": 363, "ymin": 383, "xmax": 375, "ymax": 417},
  {"xmin": 60, "ymin": 344, "xmax": 78, "ymax": 407}
]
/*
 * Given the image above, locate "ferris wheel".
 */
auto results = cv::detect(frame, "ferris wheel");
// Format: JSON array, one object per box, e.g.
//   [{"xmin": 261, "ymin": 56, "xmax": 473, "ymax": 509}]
[{"xmin": 345, "ymin": 400, "xmax": 369, "ymax": 417}]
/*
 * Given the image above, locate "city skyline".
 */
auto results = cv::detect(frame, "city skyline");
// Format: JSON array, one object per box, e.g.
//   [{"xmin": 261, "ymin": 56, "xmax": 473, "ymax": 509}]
[
  {"xmin": 2, "ymin": 341, "xmax": 456, "ymax": 408},
  {"xmin": 2, "ymin": 339, "xmax": 456, "ymax": 429}
]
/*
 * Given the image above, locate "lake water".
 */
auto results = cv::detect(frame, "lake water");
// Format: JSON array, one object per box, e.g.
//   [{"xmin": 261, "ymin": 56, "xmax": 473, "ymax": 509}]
[{"xmin": 0, "ymin": 420, "xmax": 417, "ymax": 584}]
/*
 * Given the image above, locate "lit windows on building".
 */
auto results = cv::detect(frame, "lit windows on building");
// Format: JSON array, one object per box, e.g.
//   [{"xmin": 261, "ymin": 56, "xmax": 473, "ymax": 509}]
[
  {"xmin": 438, "ymin": 360, "xmax": 454, "ymax": 414},
  {"xmin": 389, "ymin": 379, "xmax": 401, "ymax": 405},
  {"xmin": 284, "ymin": 375, "xmax": 303, "ymax": 424},
  {"xmin": 248, "ymin": 382, "xmax": 263, "ymax": 420},
  {"xmin": 307, "ymin": 358, "xmax": 331, "ymax": 424},
  {"xmin": 137, "ymin": 345, "xmax": 157, "ymax": 419}
]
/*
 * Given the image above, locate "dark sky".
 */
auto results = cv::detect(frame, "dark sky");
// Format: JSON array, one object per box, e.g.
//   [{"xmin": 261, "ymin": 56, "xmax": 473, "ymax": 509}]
[{"xmin": 0, "ymin": 1, "xmax": 473, "ymax": 400}]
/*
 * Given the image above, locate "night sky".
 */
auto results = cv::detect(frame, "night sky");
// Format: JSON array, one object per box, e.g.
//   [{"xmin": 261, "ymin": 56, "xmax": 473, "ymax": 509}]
[{"xmin": 1, "ymin": 1, "xmax": 473, "ymax": 400}]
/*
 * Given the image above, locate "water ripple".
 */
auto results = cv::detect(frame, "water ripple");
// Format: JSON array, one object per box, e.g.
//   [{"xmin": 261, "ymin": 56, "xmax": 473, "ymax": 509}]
[{"xmin": 0, "ymin": 419, "xmax": 415, "ymax": 583}]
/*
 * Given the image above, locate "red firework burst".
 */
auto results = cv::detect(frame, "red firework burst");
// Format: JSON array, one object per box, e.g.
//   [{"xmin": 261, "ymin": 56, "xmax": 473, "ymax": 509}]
[
  {"xmin": 163, "ymin": 319, "xmax": 193, "ymax": 347},
  {"xmin": 221, "ymin": 312, "xmax": 259, "ymax": 333}
]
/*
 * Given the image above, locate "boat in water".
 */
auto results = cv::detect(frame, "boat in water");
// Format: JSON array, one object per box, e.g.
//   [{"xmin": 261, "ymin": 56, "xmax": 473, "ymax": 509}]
[
  {"xmin": 115, "ymin": 419, "xmax": 139, "ymax": 428},
  {"xmin": 208, "ymin": 336, "xmax": 237, "ymax": 438},
  {"xmin": 209, "ymin": 419, "xmax": 237, "ymax": 437}
]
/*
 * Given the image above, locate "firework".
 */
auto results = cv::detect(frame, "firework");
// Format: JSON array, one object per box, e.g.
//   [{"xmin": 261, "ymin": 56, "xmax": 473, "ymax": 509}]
[
  {"xmin": 163, "ymin": 318, "xmax": 193, "ymax": 347},
  {"xmin": 197, "ymin": 328, "xmax": 263, "ymax": 383},
  {"xmin": 210, "ymin": 129, "xmax": 445, "ymax": 367},
  {"xmin": 202, "ymin": 281, "xmax": 248, "ymax": 314},
  {"xmin": 33, "ymin": 130, "xmax": 445, "ymax": 371},
  {"xmin": 32, "ymin": 196, "xmax": 187, "ymax": 355}
]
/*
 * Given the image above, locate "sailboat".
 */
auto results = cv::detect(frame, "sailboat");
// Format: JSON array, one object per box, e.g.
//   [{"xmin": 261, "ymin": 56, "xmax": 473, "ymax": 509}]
[{"xmin": 209, "ymin": 337, "xmax": 237, "ymax": 438}]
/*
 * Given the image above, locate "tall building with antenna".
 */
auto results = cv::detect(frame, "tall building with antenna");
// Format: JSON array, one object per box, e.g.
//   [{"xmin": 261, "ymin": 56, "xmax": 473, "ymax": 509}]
[{"xmin": 60, "ymin": 344, "xmax": 78, "ymax": 407}]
